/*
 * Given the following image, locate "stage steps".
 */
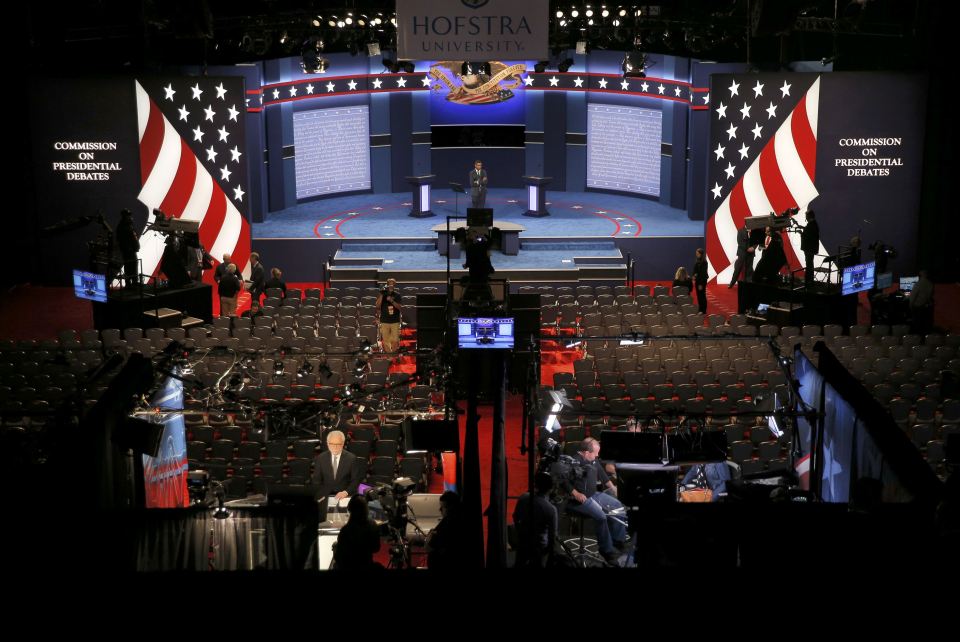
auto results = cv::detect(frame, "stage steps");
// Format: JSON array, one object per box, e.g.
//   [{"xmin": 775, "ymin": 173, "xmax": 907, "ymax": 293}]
[{"xmin": 328, "ymin": 239, "xmax": 627, "ymax": 288}]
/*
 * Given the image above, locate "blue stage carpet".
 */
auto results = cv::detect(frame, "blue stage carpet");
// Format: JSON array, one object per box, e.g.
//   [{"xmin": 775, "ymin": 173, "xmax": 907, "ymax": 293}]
[{"xmin": 252, "ymin": 189, "xmax": 703, "ymax": 239}]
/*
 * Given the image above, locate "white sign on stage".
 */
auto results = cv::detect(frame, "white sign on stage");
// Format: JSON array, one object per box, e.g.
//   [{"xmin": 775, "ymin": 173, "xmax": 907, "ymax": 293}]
[{"xmin": 397, "ymin": 0, "xmax": 549, "ymax": 60}]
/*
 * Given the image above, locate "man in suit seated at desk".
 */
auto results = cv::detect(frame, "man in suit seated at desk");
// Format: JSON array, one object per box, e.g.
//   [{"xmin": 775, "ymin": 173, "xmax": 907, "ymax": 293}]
[{"xmin": 313, "ymin": 430, "xmax": 361, "ymax": 501}]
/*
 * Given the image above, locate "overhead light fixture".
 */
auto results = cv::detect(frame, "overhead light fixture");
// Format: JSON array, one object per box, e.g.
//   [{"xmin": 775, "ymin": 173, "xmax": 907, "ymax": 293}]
[
  {"xmin": 602, "ymin": 9, "xmax": 610, "ymax": 17},
  {"xmin": 367, "ymin": 41, "xmax": 381, "ymax": 56},
  {"xmin": 556, "ymin": 10, "xmax": 564, "ymax": 18},
  {"xmin": 576, "ymin": 40, "xmax": 588, "ymax": 54},
  {"xmin": 301, "ymin": 38, "xmax": 329, "ymax": 73},
  {"xmin": 585, "ymin": 9, "xmax": 594, "ymax": 17},
  {"xmin": 621, "ymin": 51, "xmax": 648, "ymax": 78},
  {"xmin": 557, "ymin": 58, "xmax": 574, "ymax": 73},
  {"xmin": 571, "ymin": 10, "xmax": 579, "ymax": 18},
  {"xmin": 534, "ymin": 60, "xmax": 549, "ymax": 73}
]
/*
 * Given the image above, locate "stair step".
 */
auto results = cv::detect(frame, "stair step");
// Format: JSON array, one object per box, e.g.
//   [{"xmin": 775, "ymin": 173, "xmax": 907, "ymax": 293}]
[{"xmin": 181, "ymin": 316, "xmax": 205, "ymax": 329}]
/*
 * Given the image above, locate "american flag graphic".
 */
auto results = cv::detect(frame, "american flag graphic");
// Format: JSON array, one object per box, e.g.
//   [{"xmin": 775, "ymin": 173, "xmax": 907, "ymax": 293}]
[
  {"xmin": 133, "ymin": 78, "xmax": 251, "ymax": 283},
  {"xmin": 705, "ymin": 74, "xmax": 828, "ymax": 284}
]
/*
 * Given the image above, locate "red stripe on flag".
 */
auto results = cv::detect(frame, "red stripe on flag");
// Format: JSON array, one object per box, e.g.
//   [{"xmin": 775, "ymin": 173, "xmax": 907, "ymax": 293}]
[
  {"xmin": 139, "ymin": 101, "xmax": 165, "ymax": 184},
  {"xmin": 230, "ymin": 222, "xmax": 252, "ymax": 277},
  {"xmin": 728, "ymin": 181, "xmax": 750, "ymax": 230},
  {"xmin": 706, "ymin": 212, "xmax": 730, "ymax": 275},
  {"xmin": 759, "ymin": 144, "xmax": 796, "ymax": 213},
  {"xmin": 198, "ymin": 186, "xmax": 227, "ymax": 252},
  {"xmin": 159, "ymin": 138, "xmax": 198, "ymax": 217},
  {"xmin": 791, "ymin": 96, "xmax": 817, "ymax": 182}
]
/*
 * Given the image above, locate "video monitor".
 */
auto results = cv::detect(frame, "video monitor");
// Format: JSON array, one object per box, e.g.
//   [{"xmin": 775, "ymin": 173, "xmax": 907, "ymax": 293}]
[
  {"xmin": 456, "ymin": 317, "xmax": 514, "ymax": 349},
  {"xmin": 841, "ymin": 261, "xmax": 876, "ymax": 296},
  {"xmin": 899, "ymin": 276, "xmax": 919, "ymax": 292},
  {"xmin": 73, "ymin": 269, "xmax": 107, "ymax": 303}
]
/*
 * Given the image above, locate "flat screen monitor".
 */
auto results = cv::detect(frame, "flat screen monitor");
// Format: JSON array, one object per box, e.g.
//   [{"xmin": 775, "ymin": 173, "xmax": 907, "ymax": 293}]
[
  {"xmin": 466, "ymin": 207, "xmax": 493, "ymax": 227},
  {"xmin": 456, "ymin": 317, "xmax": 514, "ymax": 349},
  {"xmin": 73, "ymin": 269, "xmax": 108, "ymax": 303},
  {"xmin": 598, "ymin": 430, "xmax": 665, "ymax": 464},
  {"xmin": 899, "ymin": 276, "xmax": 919, "ymax": 292},
  {"xmin": 876, "ymin": 271, "xmax": 893, "ymax": 289},
  {"xmin": 840, "ymin": 261, "xmax": 876, "ymax": 296}
]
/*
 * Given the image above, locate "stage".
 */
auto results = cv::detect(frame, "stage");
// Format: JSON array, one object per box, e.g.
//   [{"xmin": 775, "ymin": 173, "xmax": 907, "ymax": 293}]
[{"xmin": 252, "ymin": 189, "xmax": 705, "ymax": 285}]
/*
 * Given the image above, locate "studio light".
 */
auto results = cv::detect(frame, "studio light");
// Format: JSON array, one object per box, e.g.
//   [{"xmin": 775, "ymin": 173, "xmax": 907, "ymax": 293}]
[
  {"xmin": 543, "ymin": 389, "xmax": 573, "ymax": 433},
  {"xmin": 301, "ymin": 38, "xmax": 329, "ymax": 74},
  {"xmin": 367, "ymin": 41, "xmax": 381, "ymax": 56},
  {"xmin": 557, "ymin": 58, "xmax": 574, "ymax": 73},
  {"xmin": 621, "ymin": 51, "xmax": 648, "ymax": 78},
  {"xmin": 534, "ymin": 60, "xmax": 549, "ymax": 73}
]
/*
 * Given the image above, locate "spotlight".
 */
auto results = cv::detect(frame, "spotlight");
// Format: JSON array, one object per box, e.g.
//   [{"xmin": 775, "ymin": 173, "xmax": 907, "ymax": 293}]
[
  {"xmin": 619, "ymin": 8, "xmax": 627, "ymax": 17},
  {"xmin": 621, "ymin": 51, "xmax": 647, "ymax": 78},
  {"xmin": 602, "ymin": 9, "xmax": 609, "ymax": 17},
  {"xmin": 585, "ymin": 9, "xmax": 593, "ymax": 17},
  {"xmin": 571, "ymin": 10, "xmax": 579, "ymax": 18},
  {"xmin": 556, "ymin": 10, "xmax": 564, "ymax": 18},
  {"xmin": 560, "ymin": 19, "xmax": 567, "ymax": 26},
  {"xmin": 576, "ymin": 40, "xmax": 588, "ymax": 54},
  {"xmin": 367, "ymin": 41, "xmax": 381, "ymax": 56},
  {"xmin": 543, "ymin": 390, "xmax": 573, "ymax": 433},
  {"xmin": 345, "ymin": 17, "xmax": 353, "ymax": 25},
  {"xmin": 557, "ymin": 58, "xmax": 574, "ymax": 73},
  {"xmin": 534, "ymin": 60, "xmax": 549, "ymax": 73}
]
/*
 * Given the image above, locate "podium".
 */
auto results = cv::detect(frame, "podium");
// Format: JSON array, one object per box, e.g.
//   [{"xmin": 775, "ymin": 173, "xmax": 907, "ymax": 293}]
[
  {"xmin": 405, "ymin": 174, "xmax": 436, "ymax": 218},
  {"xmin": 522, "ymin": 176, "xmax": 552, "ymax": 218}
]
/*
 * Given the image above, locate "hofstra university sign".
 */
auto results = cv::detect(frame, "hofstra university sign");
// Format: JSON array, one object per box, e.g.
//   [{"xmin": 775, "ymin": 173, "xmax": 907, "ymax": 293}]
[{"xmin": 397, "ymin": 0, "xmax": 548, "ymax": 59}]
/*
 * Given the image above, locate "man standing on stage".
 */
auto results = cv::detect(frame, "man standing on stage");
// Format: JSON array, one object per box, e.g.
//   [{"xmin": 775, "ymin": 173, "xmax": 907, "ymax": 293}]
[
  {"xmin": 376, "ymin": 278, "xmax": 402, "ymax": 355},
  {"xmin": 801, "ymin": 210, "xmax": 820, "ymax": 285},
  {"xmin": 470, "ymin": 160, "xmax": 488, "ymax": 208},
  {"xmin": 728, "ymin": 225, "xmax": 755, "ymax": 288},
  {"xmin": 693, "ymin": 247, "xmax": 709, "ymax": 314}
]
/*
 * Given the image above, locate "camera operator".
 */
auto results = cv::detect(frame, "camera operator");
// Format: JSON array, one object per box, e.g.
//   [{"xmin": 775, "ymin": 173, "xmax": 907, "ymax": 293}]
[
  {"xmin": 558, "ymin": 437, "xmax": 628, "ymax": 565},
  {"xmin": 801, "ymin": 210, "xmax": 820, "ymax": 285},
  {"xmin": 425, "ymin": 490, "xmax": 466, "ymax": 569},
  {"xmin": 376, "ymin": 278, "xmax": 402, "ymax": 355},
  {"xmin": 513, "ymin": 471, "xmax": 558, "ymax": 568},
  {"xmin": 333, "ymin": 495, "xmax": 383, "ymax": 570}
]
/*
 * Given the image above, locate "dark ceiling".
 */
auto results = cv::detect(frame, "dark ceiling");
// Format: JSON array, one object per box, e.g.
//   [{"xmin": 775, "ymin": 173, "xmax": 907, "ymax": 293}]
[{"xmin": 24, "ymin": 0, "xmax": 934, "ymax": 73}]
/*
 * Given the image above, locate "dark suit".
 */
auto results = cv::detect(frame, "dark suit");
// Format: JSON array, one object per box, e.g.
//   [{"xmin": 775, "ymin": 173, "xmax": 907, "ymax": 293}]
[
  {"xmin": 693, "ymin": 256, "xmax": 709, "ymax": 314},
  {"xmin": 729, "ymin": 226, "xmax": 755, "ymax": 287},
  {"xmin": 248, "ymin": 261, "xmax": 266, "ymax": 304},
  {"xmin": 312, "ymin": 449, "xmax": 361, "ymax": 497},
  {"xmin": 469, "ymin": 168, "xmax": 488, "ymax": 208},
  {"xmin": 801, "ymin": 219, "xmax": 820, "ymax": 284}
]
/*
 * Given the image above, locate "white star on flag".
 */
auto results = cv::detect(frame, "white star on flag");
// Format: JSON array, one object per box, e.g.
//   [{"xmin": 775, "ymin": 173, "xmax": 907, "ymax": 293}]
[
  {"xmin": 191, "ymin": 84, "xmax": 203, "ymax": 100},
  {"xmin": 674, "ymin": 86, "xmax": 682, "ymax": 96},
  {"xmin": 703, "ymin": 93, "xmax": 710, "ymax": 104},
  {"xmin": 726, "ymin": 124, "xmax": 738, "ymax": 140},
  {"xmin": 766, "ymin": 102, "xmax": 778, "ymax": 119},
  {"xmin": 230, "ymin": 146, "xmax": 242, "ymax": 163},
  {"xmin": 220, "ymin": 165, "xmax": 231, "ymax": 182},
  {"xmin": 215, "ymin": 83, "xmax": 227, "ymax": 99},
  {"xmin": 205, "ymin": 146, "xmax": 217, "ymax": 161},
  {"xmin": 421, "ymin": 76, "xmax": 431, "ymax": 87},
  {"xmin": 641, "ymin": 81, "xmax": 649, "ymax": 92},
  {"xmin": 227, "ymin": 105, "xmax": 239, "ymax": 121},
  {"xmin": 233, "ymin": 185, "xmax": 245, "ymax": 202},
  {"xmin": 549, "ymin": 76, "xmax": 559, "ymax": 86},
  {"xmin": 738, "ymin": 143, "xmax": 749, "ymax": 159},
  {"xmin": 164, "ymin": 84, "xmax": 176, "ymax": 101},
  {"xmin": 178, "ymin": 105, "xmax": 189, "ymax": 121},
  {"xmin": 348, "ymin": 79, "xmax": 358, "ymax": 90},
  {"xmin": 657, "ymin": 84, "xmax": 665, "ymax": 94},
  {"xmin": 753, "ymin": 81, "xmax": 764, "ymax": 98},
  {"xmin": 289, "ymin": 85, "xmax": 298, "ymax": 96},
  {"xmin": 780, "ymin": 81, "xmax": 791, "ymax": 97},
  {"xmin": 573, "ymin": 77, "xmax": 584, "ymax": 87},
  {"xmin": 524, "ymin": 76, "xmax": 534, "ymax": 86},
  {"xmin": 192, "ymin": 126, "xmax": 204, "ymax": 142},
  {"xmin": 711, "ymin": 182, "xmax": 722, "ymax": 199},
  {"xmin": 272, "ymin": 89, "xmax": 280, "ymax": 99},
  {"xmin": 372, "ymin": 78, "xmax": 382, "ymax": 89},
  {"xmin": 728, "ymin": 80, "xmax": 740, "ymax": 96},
  {"xmin": 740, "ymin": 103, "xmax": 752, "ymax": 119},
  {"xmin": 326, "ymin": 82, "xmax": 335, "ymax": 92},
  {"xmin": 218, "ymin": 126, "xmax": 229, "ymax": 142},
  {"xmin": 714, "ymin": 144, "xmax": 725, "ymax": 161},
  {"xmin": 620, "ymin": 80, "xmax": 629, "ymax": 90},
  {"xmin": 396, "ymin": 77, "xmax": 407, "ymax": 87},
  {"xmin": 597, "ymin": 78, "xmax": 607, "ymax": 89},
  {"xmin": 716, "ymin": 102, "xmax": 727, "ymax": 119},
  {"xmin": 571, "ymin": 205, "xmax": 583, "ymax": 209},
  {"xmin": 204, "ymin": 105, "xmax": 216, "ymax": 121},
  {"xmin": 306, "ymin": 84, "xmax": 314, "ymax": 94},
  {"xmin": 372, "ymin": 207, "xmax": 383, "ymax": 211},
  {"xmin": 752, "ymin": 123, "xmax": 763, "ymax": 139},
  {"xmin": 724, "ymin": 162, "xmax": 735, "ymax": 179}
]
